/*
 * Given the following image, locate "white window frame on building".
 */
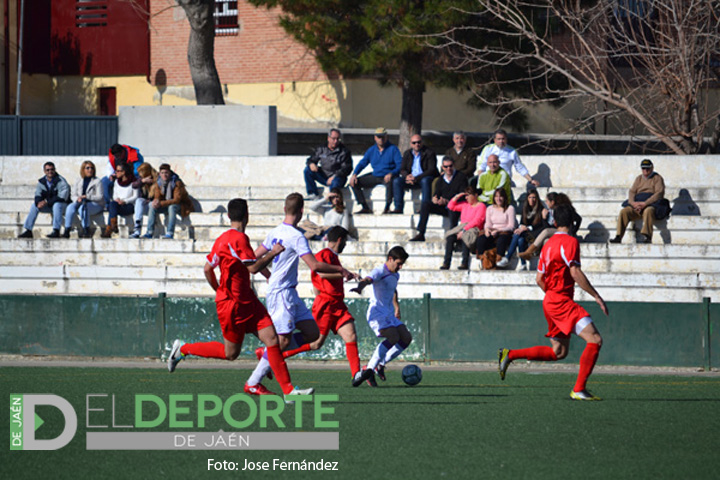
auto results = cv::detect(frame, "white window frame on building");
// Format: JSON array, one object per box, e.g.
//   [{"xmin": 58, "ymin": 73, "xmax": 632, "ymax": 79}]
[{"xmin": 214, "ymin": 0, "xmax": 239, "ymax": 36}]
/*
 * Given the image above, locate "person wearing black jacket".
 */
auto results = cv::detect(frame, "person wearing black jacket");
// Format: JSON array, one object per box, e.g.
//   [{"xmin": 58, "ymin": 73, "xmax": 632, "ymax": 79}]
[
  {"xmin": 410, "ymin": 156, "xmax": 468, "ymax": 242},
  {"xmin": 391, "ymin": 134, "xmax": 439, "ymax": 215},
  {"xmin": 18, "ymin": 162, "xmax": 70, "ymax": 239},
  {"xmin": 303, "ymin": 128, "xmax": 353, "ymax": 200}
]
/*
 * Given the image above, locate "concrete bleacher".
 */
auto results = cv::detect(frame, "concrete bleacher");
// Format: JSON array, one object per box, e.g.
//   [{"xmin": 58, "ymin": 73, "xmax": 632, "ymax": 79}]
[{"xmin": 0, "ymin": 154, "xmax": 718, "ymax": 303}]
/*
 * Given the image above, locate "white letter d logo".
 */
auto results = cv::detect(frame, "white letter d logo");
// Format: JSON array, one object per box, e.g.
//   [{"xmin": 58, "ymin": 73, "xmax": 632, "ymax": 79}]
[{"xmin": 23, "ymin": 395, "xmax": 77, "ymax": 450}]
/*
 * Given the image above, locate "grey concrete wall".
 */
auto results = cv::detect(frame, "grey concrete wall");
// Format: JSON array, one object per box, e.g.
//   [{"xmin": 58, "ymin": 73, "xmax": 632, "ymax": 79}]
[{"xmin": 117, "ymin": 106, "xmax": 277, "ymax": 156}]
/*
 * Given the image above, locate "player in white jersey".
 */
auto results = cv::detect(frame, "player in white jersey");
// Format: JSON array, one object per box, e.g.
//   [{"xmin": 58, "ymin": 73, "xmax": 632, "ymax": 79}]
[
  {"xmin": 351, "ymin": 246, "xmax": 412, "ymax": 386},
  {"xmin": 476, "ymin": 129, "xmax": 539, "ymax": 187},
  {"xmin": 246, "ymin": 192, "xmax": 357, "ymax": 394}
]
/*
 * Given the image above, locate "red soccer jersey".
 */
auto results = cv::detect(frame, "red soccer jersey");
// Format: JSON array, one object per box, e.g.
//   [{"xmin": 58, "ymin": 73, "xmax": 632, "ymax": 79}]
[
  {"xmin": 537, "ymin": 232, "xmax": 580, "ymax": 298},
  {"xmin": 311, "ymin": 248, "xmax": 344, "ymax": 300},
  {"xmin": 206, "ymin": 229, "xmax": 257, "ymax": 304}
]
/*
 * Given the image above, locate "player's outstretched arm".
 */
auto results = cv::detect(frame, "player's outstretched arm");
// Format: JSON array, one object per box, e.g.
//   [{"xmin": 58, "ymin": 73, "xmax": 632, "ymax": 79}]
[
  {"xmin": 204, "ymin": 262, "xmax": 219, "ymax": 292},
  {"xmin": 248, "ymin": 242, "xmax": 284, "ymax": 274},
  {"xmin": 301, "ymin": 253, "xmax": 356, "ymax": 280},
  {"xmin": 350, "ymin": 277, "xmax": 372, "ymax": 295},
  {"xmin": 570, "ymin": 265, "xmax": 609, "ymax": 316}
]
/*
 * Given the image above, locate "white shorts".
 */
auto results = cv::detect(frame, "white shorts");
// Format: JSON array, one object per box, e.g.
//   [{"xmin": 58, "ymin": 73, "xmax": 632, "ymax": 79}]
[
  {"xmin": 367, "ymin": 311, "xmax": 404, "ymax": 337},
  {"xmin": 266, "ymin": 288, "xmax": 314, "ymax": 335}
]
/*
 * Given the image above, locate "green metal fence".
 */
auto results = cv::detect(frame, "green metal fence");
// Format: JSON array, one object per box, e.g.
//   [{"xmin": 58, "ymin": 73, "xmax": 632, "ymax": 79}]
[{"xmin": 0, "ymin": 294, "xmax": 713, "ymax": 369}]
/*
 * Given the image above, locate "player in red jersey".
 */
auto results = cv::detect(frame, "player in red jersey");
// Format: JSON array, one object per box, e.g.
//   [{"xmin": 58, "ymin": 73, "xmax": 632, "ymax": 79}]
[
  {"xmin": 167, "ymin": 198, "xmax": 314, "ymax": 401},
  {"xmin": 271, "ymin": 226, "xmax": 373, "ymax": 387},
  {"xmin": 498, "ymin": 203, "xmax": 609, "ymax": 400}
]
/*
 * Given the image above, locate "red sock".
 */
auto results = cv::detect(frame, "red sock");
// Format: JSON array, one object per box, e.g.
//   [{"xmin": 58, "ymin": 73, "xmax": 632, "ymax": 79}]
[
  {"xmin": 508, "ymin": 346, "xmax": 558, "ymax": 362},
  {"xmin": 283, "ymin": 343, "xmax": 312, "ymax": 359},
  {"xmin": 345, "ymin": 341, "xmax": 360, "ymax": 376},
  {"xmin": 180, "ymin": 341, "xmax": 226, "ymax": 359},
  {"xmin": 266, "ymin": 344, "xmax": 294, "ymax": 395},
  {"xmin": 574, "ymin": 343, "xmax": 601, "ymax": 392}
]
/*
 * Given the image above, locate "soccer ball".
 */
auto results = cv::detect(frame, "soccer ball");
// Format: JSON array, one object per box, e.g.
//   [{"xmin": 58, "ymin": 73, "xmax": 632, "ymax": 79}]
[{"xmin": 401, "ymin": 364, "xmax": 422, "ymax": 386}]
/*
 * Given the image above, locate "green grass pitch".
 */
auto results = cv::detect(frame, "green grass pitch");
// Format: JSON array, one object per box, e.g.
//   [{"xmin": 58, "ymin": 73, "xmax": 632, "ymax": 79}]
[{"xmin": 3, "ymin": 366, "xmax": 719, "ymax": 479}]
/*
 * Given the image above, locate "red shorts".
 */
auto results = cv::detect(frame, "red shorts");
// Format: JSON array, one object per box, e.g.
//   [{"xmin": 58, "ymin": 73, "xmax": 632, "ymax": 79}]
[
  {"xmin": 216, "ymin": 297, "xmax": 273, "ymax": 344},
  {"xmin": 312, "ymin": 295, "xmax": 354, "ymax": 336},
  {"xmin": 542, "ymin": 292, "xmax": 590, "ymax": 339}
]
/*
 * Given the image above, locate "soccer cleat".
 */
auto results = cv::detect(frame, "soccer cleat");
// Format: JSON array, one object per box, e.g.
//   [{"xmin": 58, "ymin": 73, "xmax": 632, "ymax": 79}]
[
  {"xmin": 284, "ymin": 386, "xmax": 314, "ymax": 404},
  {"xmin": 498, "ymin": 348, "xmax": 511, "ymax": 381},
  {"xmin": 366, "ymin": 371, "xmax": 378, "ymax": 387},
  {"xmin": 374, "ymin": 364, "xmax": 387, "ymax": 381},
  {"xmin": 244, "ymin": 383, "xmax": 276, "ymax": 396},
  {"xmin": 255, "ymin": 347, "xmax": 273, "ymax": 380},
  {"xmin": 570, "ymin": 389, "xmax": 602, "ymax": 401},
  {"xmin": 352, "ymin": 368, "xmax": 374, "ymax": 387},
  {"xmin": 167, "ymin": 339, "xmax": 185, "ymax": 372}
]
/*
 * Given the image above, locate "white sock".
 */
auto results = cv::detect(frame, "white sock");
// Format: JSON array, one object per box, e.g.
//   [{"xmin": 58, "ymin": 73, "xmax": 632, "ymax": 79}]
[
  {"xmin": 382, "ymin": 341, "xmax": 408, "ymax": 365},
  {"xmin": 368, "ymin": 340, "xmax": 391, "ymax": 369},
  {"xmin": 246, "ymin": 357, "xmax": 270, "ymax": 386}
]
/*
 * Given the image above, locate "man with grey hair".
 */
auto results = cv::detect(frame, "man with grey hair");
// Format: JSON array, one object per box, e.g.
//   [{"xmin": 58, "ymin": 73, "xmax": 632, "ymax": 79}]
[{"xmin": 304, "ymin": 128, "xmax": 353, "ymax": 200}]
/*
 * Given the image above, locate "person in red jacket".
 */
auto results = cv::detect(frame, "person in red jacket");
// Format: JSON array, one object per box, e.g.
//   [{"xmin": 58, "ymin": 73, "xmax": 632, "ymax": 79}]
[{"xmin": 101, "ymin": 144, "xmax": 144, "ymax": 206}]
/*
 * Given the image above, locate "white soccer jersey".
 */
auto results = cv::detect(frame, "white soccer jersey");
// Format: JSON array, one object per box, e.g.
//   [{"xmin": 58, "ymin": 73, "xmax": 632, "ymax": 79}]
[
  {"xmin": 367, "ymin": 264, "xmax": 399, "ymax": 319},
  {"xmin": 262, "ymin": 222, "xmax": 312, "ymax": 294}
]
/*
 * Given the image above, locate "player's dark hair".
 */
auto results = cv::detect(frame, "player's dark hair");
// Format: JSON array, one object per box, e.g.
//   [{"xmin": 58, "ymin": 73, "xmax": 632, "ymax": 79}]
[
  {"xmin": 285, "ymin": 192, "xmax": 304, "ymax": 215},
  {"xmin": 553, "ymin": 203, "xmax": 574, "ymax": 228},
  {"xmin": 554, "ymin": 192, "xmax": 573, "ymax": 206},
  {"xmin": 227, "ymin": 198, "xmax": 248, "ymax": 222},
  {"xmin": 387, "ymin": 245, "xmax": 409, "ymax": 262},
  {"xmin": 326, "ymin": 226, "xmax": 348, "ymax": 243}
]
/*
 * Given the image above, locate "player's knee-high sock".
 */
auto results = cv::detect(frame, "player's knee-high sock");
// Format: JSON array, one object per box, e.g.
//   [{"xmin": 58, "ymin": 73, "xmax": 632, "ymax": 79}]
[
  {"xmin": 247, "ymin": 357, "xmax": 271, "ymax": 386},
  {"xmin": 508, "ymin": 346, "xmax": 558, "ymax": 362},
  {"xmin": 345, "ymin": 341, "xmax": 360, "ymax": 376},
  {"xmin": 180, "ymin": 342, "xmax": 226, "ymax": 359},
  {"xmin": 381, "ymin": 340, "xmax": 409, "ymax": 365},
  {"xmin": 266, "ymin": 344, "xmax": 294, "ymax": 395},
  {"xmin": 573, "ymin": 343, "xmax": 601, "ymax": 392},
  {"xmin": 367, "ymin": 340, "xmax": 392, "ymax": 369},
  {"xmin": 283, "ymin": 343, "xmax": 312, "ymax": 359}
]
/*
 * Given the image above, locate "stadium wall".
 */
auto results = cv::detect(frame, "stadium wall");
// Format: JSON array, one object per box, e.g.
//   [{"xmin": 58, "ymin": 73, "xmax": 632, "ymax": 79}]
[{"xmin": 0, "ymin": 294, "xmax": 714, "ymax": 369}]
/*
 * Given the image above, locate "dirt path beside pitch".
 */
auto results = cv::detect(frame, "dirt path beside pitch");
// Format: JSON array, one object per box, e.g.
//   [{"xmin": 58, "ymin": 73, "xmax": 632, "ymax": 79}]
[{"xmin": 0, "ymin": 355, "xmax": 717, "ymax": 377}]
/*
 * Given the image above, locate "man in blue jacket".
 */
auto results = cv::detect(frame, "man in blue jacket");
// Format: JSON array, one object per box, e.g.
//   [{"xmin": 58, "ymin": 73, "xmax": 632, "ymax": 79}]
[
  {"xmin": 349, "ymin": 128, "xmax": 402, "ymax": 214},
  {"xmin": 18, "ymin": 162, "xmax": 71, "ymax": 239}
]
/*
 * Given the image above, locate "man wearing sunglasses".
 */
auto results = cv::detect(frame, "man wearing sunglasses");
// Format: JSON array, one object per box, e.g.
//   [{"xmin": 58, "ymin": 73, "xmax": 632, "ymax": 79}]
[{"xmin": 392, "ymin": 134, "xmax": 439, "ymax": 216}]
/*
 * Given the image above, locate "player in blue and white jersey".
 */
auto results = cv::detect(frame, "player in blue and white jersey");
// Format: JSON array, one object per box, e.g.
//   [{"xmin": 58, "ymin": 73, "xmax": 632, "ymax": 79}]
[{"xmin": 351, "ymin": 246, "xmax": 412, "ymax": 386}]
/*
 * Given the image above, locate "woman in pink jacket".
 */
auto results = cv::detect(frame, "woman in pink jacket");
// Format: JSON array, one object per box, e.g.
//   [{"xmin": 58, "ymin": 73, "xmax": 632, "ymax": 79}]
[
  {"xmin": 442, "ymin": 185, "xmax": 487, "ymax": 270},
  {"xmin": 475, "ymin": 188, "xmax": 516, "ymax": 268}
]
